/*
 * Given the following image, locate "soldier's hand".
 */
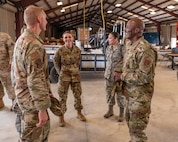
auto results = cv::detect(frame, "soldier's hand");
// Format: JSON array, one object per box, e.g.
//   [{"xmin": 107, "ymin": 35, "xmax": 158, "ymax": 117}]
[
  {"xmin": 48, "ymin": 93, "xmax": 53, "ymax": 97},
  {"xmin": 113, "ymin": 71, "xmax": 121, "ymax": 82},
  {"xmin": 7, "ymin": 64, "xmax": 11, "ymax": 72},
  {"xmin": 36, "ymin": 110, "xmax": 48, "ymax": 127}
]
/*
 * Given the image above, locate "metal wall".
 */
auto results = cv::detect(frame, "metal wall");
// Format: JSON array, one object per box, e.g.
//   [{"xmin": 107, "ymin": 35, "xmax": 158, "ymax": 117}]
[{"xmin": 0, "ymin": 3, "xmax": 16, "ymax": 41}]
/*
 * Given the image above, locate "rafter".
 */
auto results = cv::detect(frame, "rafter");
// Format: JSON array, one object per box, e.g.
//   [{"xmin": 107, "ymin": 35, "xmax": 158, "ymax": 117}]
[{"xmin": 138, "ymin": 0, "xmax": 178, "ymax": 18}]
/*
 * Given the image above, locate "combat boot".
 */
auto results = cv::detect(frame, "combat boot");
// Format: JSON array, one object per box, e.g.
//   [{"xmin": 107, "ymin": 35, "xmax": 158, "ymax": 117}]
[
  {"xmin": 59, "ymin": 114, "xmax": 66, "ymax": 127},
  {"xmin": 104, "ymin": 105, "xmax": 113, "ymax": 118},
  {"xmin": 0, "ymin": 98, "xmax": 4, "ymax": 109},
  {"xmin": 118, "ymin": 107, "xmax": 124, "ymax": 122},
  {"xmin": 77, "ymin": 110, "xmax": 86, "ymax": 121}
]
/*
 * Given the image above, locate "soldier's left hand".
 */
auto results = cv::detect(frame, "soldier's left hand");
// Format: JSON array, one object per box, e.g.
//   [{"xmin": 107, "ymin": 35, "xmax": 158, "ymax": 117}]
[{"xmin": 113, "ymin": 71, "xmax": 121, "ymax": 82}]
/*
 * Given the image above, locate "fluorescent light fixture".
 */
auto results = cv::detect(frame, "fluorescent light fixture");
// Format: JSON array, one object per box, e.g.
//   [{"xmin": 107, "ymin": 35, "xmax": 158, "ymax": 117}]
[
  {"xmin": 141, "ymin": 6, "xmax": 155, "ymax": 13},
  {"xmin": 57, "ymin": 1, "xmax": 63, "ymax": 6},
  {"xmin": 167, "ymin": 5, "xmax": 175, "ymax": 9},
  {"xmin": 115, "ymin": 3, "xmax": 121, "ymax": 7},
  {"xmin": 62, "ymin": 3, "xmax": 78, "ymax": 10},
  {"xmin": 133, "ymin": 14, "xmax": 138, "ymax": 17},
  {"xmin": 111, "ymin": 20, "xmax": 115, "ymax": 23},
  {"xmin": 128, "ymin": 12, "xmax": 133, "ymax": 15},
  {"xmin": 118, "ymin": 16, "xmax": 128, "ymax": 21},
  {"xmin": 107, "ymin": 10, "xmax": 112, "ymax": 13},
  {"xmin": 150, "ymin": 11, "xmax": 156, "ymax": 15},
  {"xmin": 60, "ymin": 9, "xmax": 65, "ymax": 12},
  {"xmin": 141, "ymin": 6, "xmax": 148, "ymax": 9},
  {"xmin": 149, "ymin": 9, "xmax": 154, "ymax": 12},
  {"xmin": 107, "ymin": 22, "xmax": 113, "ymax": 26}
]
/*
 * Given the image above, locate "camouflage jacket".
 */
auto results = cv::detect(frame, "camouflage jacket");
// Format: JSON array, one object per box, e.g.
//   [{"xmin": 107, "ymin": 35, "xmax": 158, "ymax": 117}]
[
  {"xmin": 0, "ymin": 32, "xmax": 14, "ymax": 70},
  {"xmin": 121, "ymin": 37, "xmax": 157, "ymax": 89},
  {"xmin": 13, "ymin": 29, "xmax": 51, "ymax": 111},
  {"xmin": 104, "ymin": 44, "xmax": 125, "ymax": 80},
  {"xmin": 53, "ymin": 45, "xmax": 81, "ymax": 82}
]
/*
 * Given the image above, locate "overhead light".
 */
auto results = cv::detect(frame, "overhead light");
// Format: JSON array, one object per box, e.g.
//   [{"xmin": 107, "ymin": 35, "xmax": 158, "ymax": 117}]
[
  {"xmin": 118, "ymin": 17, "xmax": 128, "ymax": 21},
  {"xmin": 62, "ymin": 3, "xmax": 78, "ymax": 10},
  {"xmin": 133, "ymin": 14, "xmax": 138, "ymax": 17},
  {"xmin": 141, "ymin": 6, "xmax": 148, "ymax": 9},
  {"xmin": 107, "ymin": 10, "xmax": 112, "ymax": 14},
  {"xmin": 128, "ymin": 12, "xmax": 133, "ymax": 15},
  {"xmin": 141, "ymin": 6, "xmax": 155, "ymax": 13},
  {"xmin": 60, "ymin": 9, "xmax": 65, "ymax": 12},
  {"xmin": 89, "ymin": 27, "xmax": 92, "ymax": 31},
  {"xmin": 174, "ymin": 0, "xmax": 178, "ymax": 2},
  {"xmin": 149, "ymin": 9, "xmax": 155, "ymax": 12},
  {"xmin": 57, "ymin": 1, "xmax": 63, "ymax": 6},
  {"xmin": 115, "ymin": 3, "xmax": 121, "ymax": 7},
  {"xmin": 107, "ymin": 22, "xmax": 113, "ymax": 26},
  {"xmin": 150, "ymin": 11, "xmax": 156, "ymax": 15},
  {"xmin": 111, "ymin": 20, "xmax": 115, "ymax": 23},
  {"xmin": 167, "ymin": 5, "xmax": 175, "ymax": 9}
]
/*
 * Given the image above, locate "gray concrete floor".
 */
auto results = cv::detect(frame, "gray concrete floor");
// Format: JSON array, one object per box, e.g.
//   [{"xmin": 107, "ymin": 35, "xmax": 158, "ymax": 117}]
[{"xmin": 1, "ymin": 64, "xmax": 178, "ymax": 142}]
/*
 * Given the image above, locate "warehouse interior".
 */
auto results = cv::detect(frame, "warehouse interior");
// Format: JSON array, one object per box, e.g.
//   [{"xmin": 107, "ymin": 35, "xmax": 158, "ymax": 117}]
[
  {"xmin": 0, "ymin": 0, "xmax": 178, "ymax": 142},
  {"xmin": 1, "ymin": 64, "xmax": 178, "ymax": 142}
]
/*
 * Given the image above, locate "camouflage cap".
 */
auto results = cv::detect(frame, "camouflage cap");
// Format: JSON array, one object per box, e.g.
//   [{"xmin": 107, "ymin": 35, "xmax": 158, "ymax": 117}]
[{"xmin": 50, "ymin": 96, "xmax": 62, "ymax": 116}]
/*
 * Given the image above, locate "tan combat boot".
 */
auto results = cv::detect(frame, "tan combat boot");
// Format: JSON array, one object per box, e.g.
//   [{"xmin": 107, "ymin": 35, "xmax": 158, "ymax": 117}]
[
  {"xmin": 104, "ymin": 105, "xmax": 113, "ymax": 118},
  {"xmin": 59, "ymin": 114, "xmax": 66, "ymax": 127},
  {"xmin": 0, "ymin": 98, "xmax": 4, "ymax": 109},
  {"xmin": 77, "ymin": 110, "xmax": 86, "ymax": 121}
]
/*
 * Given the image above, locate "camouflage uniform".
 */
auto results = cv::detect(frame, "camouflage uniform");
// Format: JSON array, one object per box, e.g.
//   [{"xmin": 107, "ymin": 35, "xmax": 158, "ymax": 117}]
[
  {"xmin": 13, "ymin": 29, "xmax": 51, "ymax": 142},
  {"xmin": 121, "ymin": 37, "xmax": 157, "ymax": 142},
  {"xmin": 0, "ymin": 32, "xmax": 15, "ymax": 102},
  {"xmin": 104, "ymin": 44, "xmax": 125, "ymax": 107},
  {"xmin": 53, "ymin": 45, "xmax": 83, "ymax": 114}
]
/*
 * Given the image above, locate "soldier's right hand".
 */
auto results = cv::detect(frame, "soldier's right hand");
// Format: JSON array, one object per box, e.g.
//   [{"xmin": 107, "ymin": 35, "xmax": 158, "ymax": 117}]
[{"xmin": 36, "ymin": 110, "xmax": 48, "ymax": 127}]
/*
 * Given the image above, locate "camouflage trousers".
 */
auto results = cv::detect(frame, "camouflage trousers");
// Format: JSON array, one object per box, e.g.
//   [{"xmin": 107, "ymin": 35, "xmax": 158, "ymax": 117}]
[
  {"xmin": 0, "ymin": 70, "xmax": 15, "ymax": 100},
  {"xmin": 15, "ymin": 113, "xmax": 22, "ymax": 136},
  {"xmin": 125, "ymin": 97, "xmax": 151, "ymax": 142},
  {"xmin": 58, "ymin": 80, "xmax": 83, "ymax": 114},
  {"xmin": 20, "ymin": 110, "xmax": 50, "ymax": 142},
  {"xmin": 105, "ymin": 79, "xmax": 126, "ymax": 108}
]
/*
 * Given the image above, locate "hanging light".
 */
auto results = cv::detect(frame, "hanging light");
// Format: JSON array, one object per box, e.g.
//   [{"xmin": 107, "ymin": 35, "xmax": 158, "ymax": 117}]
[
  {"xmin": 150, "ymin": 11, "xmax": 156, "ymax": 15},
  {"xmin": 167, "ymin": 5, "xmax": 175, "ymax": 9},
  {"xmin": 107, "ymin": 10, "xmax": 112, "ymax": 14},
  {"xmin": 57, "ymin": 1, "xmax": 63, "ymax": 6},
  {"xmin": 115, "ymin": 3, "xmax": 121, "ymax": 7},
  {"xmin": 60, "ymin": 9, "xmax": 65, "ymax": 12}
]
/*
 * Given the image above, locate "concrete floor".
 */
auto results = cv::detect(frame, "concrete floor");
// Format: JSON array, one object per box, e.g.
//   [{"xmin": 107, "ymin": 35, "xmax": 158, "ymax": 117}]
[{"xmin": 1, "ymin": 63, "xmax": 178, "ymax": 142}]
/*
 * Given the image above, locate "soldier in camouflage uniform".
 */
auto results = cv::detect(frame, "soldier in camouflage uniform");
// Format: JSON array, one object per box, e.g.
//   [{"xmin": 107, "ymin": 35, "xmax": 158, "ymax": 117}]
[
  {"xmin": 120, "ymin": 18, "xmax": 157, "ymax": 142},
  {"xmin": 0, "ymin": 32, "xmax": 16, "ymax": 109},
  {"xmin": 12, "ymin": 5, "xmax": 52, "ymax": 142},
  {"xmin": 53, "ymin": 31, "xmax": 86, "ymax": 127},
  {"xmin": 104, "ymin": 32, "xmax": 126, "ymax": 122}
]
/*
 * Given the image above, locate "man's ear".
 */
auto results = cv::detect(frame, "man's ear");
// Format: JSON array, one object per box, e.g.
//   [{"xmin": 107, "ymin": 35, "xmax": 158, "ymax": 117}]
[
  {"xmin": 36, "ymin": 16, "xmax": 41, "ymax": 24},
  {"xmin": 135, "ymin": 28, "xmax": 140, "ymax": 33}
]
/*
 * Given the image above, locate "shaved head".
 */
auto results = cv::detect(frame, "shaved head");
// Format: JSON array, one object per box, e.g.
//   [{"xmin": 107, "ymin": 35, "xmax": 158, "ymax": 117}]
[
  {"xmin": 125, "ymin": 18, "xmax": 145, "ymax": 42},
  {"xmin": 129, "ymin": 18, "xmax": 145, "ymax": 34}
]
